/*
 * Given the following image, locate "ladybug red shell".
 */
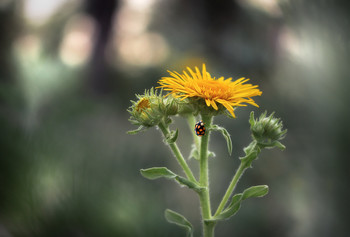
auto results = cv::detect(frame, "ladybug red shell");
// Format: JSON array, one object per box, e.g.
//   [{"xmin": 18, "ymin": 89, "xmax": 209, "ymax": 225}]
[{"xmin": 194, "ymin": 120, "xmax": 206, "ymax": 136}]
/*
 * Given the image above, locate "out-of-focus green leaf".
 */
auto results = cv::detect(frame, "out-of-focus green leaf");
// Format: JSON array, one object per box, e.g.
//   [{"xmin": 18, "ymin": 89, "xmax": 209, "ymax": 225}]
[
  {"xmin": 140, "ymin": 167, "xmax": 203, "ymax": 193},
  {"xmin": 214, "ymin": 194, "xmax": 242, "ymax": 220},
  {"xmin": 140, "ymin": 167, "xmax": 176, "ymax": 180},
  {"xmin": 165, "ymin": 209, "xmax": 193, "ymax": 237},
  {"xmin": 242, "ymin": 185, "xmax": 269, "ymax": 200},
  {"xmin": 214, "ymin": 185, "xmax": 269, "ymax": 221}
]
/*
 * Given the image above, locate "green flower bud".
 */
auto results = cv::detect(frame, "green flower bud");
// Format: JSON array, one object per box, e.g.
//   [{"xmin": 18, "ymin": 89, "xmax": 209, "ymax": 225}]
[
  {"xmin": 249, "ymin": 111, "xmax": 287, "ymax": 150},
  {"xmin": 158, "ymin": 95, "xmax": 179, "ymax": 117},
  {"xmin": 127, "ymin": 88, "xmax": 179, "ymax": 134}
]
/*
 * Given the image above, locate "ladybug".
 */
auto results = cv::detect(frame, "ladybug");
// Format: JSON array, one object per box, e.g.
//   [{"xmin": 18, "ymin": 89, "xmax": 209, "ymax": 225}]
[{"xmin": 194, "ymin": 120, "xmax": 206, "ymax": 136}]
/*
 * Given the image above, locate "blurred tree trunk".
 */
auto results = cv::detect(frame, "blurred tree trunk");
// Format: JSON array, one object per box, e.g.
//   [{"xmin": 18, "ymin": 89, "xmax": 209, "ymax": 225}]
[
  {"xmin": 0, "ymin": 1, "xmax": 20, "ymax": 83},
  {"xmin": 84, "ymin": 0, "xmax": 118, "ymax": 94}
]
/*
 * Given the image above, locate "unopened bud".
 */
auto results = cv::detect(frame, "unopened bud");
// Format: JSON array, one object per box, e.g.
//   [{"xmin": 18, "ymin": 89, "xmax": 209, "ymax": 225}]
[{"xmin": 249, "ymin": 111, "xmax": 287, "ymax": 150}]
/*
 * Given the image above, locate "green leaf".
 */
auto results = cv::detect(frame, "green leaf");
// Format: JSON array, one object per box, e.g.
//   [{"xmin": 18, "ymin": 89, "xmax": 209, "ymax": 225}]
[
  {"xmin": 227, "ymin": 193, "xmax": 243, "ymax": 209},
  {"xmin": 272, "ymin": 141, "xmax": 286, "ymax": 150},
  {"xmin": 165, "ymin": 209, "xmax": 193, "ymax": 237},
  {"xmin": 140, "ymin": 167, "xmax": 176, "ymax": 180},
  {"xmin": 165, "ymin": 129, "xmax": 178, "ymax": 144},
  {"xmin": 164, "ymin": 117, "xmax": 172, "ymax": 126},
  {"xmin": 208, "ymin": 151, "xmax": 216, "ymax": 158},
  {"xmin": 214, "ymin": 194, "xmax": 243, "ymax": 220},
  {"xmin": 188, "ymin": 144, "xmax": 199, "ymax": 160},
  {"xmin": 175, "ymin": 176, "xmax": 206, "ymax": 193},
  {"xmin": 242, "ymin": 185, "xmax": 269, "ymax": 200},
  {"xmin": 127, "ymin": 125, "xmax": 147, "ymax": 135},
  {"xmin": 209, "ymin": 125, "xmax": 233, "ymax": 155},
  {"xmin": 240, "ymin": 141, "xmax": 261, "ymax": 168},
  {"xmin": 140, "ymin": 167, "xmax": 203, "ymax": 193},
  {"xmin": 214, "ymin": 185, "xmax": 269, "ymax": 221}
]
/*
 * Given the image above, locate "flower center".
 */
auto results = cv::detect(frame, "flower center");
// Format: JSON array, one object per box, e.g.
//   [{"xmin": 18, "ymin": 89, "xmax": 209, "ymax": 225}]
[{"xmin": 192, "ymin": 80, "xmax": 229, "ymax": 99}]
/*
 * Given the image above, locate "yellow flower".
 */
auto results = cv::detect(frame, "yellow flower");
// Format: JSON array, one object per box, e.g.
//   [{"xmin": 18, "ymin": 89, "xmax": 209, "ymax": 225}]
[{"xmin": 157, "ymin": 64, "xmax": 262, "ymax": 117}]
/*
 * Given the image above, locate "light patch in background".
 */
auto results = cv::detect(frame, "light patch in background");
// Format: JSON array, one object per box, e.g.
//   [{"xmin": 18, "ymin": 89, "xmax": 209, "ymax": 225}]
[
  {"xmin": 125, "ymin": 0, "xmax": 157, "ymax": 12},
  {"xmin": 117, "ymin": 33, "xmax": 169, "ymax": 67},
  {"xmin": 273, "ymin": 24, "xmax": 337, "ymax": 113},
  {"xmin": 34, "ymin": 163, "xmax": 69, "ymax": 210},
  {"xmin": 287, "ymin": 177, "xmax": 314, "ymax": 237},
  {"xmin": 238, "ymin": 0, "xmax": 283, "ymax": 17},
  {"xmin": 59, "ymin": 14, "xmax": 96, "ymax": 66},
  {"xmin": 23, "ymin": 0, "xmax": 73, "ymax": 24},
  {"xmin": 116, "ymin": 7, "xmax": 151, "ymax": 35},
  {"xmin": 14, "ymin": 34, "xmax": 42, "ymax": 61},
  {"xmin": 109, "ymin": 0, "xmax": 169, "ymax": 68},
  {"xmin": 278, "ymin": 27, "xmax": 327, "ymax": 69},
  {"xmin": 14, "ymin": 35, "xmax": 79, "ymax": 129}
]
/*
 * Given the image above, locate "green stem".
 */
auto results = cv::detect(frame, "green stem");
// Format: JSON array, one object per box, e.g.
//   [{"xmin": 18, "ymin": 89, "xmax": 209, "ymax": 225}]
[
  {"xmin": 158, "ymin": 121, "xmax": 197, "ymax": 183},
  {"xmin": 198, "ymin": 114, "xmax": 215, "ymax": 237},
  {"xmin": 203, "ymin": 221, "xmax": 216, "ymax": 237},
  {"xmin": 214, "ymin": 161, "xmax": 247, "ymax": 216}
]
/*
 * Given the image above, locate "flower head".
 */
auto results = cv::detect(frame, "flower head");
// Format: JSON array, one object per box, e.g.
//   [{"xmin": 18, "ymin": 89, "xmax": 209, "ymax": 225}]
[
  {"xmin": 157, "ymin": 64, "xmax": 262, "ymax": 117},
  {"xmin": 127, "ymin": 88, "xmax": 178, "ymax": 134}
]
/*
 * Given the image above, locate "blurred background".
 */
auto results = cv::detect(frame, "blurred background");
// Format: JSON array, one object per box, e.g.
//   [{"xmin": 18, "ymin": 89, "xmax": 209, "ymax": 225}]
[{"xmin": 1, "ymin": 0, "xmax": 350, "ymax": 236}]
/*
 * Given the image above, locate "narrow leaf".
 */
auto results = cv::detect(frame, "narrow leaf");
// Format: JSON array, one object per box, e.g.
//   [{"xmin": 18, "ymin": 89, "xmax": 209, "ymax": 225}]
[
  {"xmin": 242, "ymin": 185, "xmax": 269, "ymax": 200},
  {"xmin": 127, "ymin": 125, "xmax": 147, "ymax": 135},
  {"xmin": 214, "ymin": 194, "xmax": 243, "ymax": 220},
  {"xmin": 140, "ymin": 167, "xmax": 176, "ymax": 180},
  {"xmin": 210, "ymin": 125, "xmax": 233, "ymax": 155},
  {"xmin": 214, "ymin": 186, "xmax": 269, "ymax": 221},
  {"xmin": 165, "ymin": 209, "xmax": 193, "ymax": 237},
  {"xmin": 271, "ymin": 141, "xmax": 286, "ymax": 151},
  {"xmin": 208, "ymin": 151, "xmax": 216, "ymax": 158},
  {"xmin": 166, "ymin": 129, "xmax": 178, "ymax": 144},
  {"xmin": 175, "ymin": 176, "xmax": 206, "ymax": 193},
  {"xmin": 141, "ymin": 168, "xmax": 203, "ymax": 193},
  {"xmin": 227, "ymin": 193, "xmax": 243, "ymax": 209},
  {"xmin": 188, "ymin": 144, "xmax": 199, "ymax": 160}
]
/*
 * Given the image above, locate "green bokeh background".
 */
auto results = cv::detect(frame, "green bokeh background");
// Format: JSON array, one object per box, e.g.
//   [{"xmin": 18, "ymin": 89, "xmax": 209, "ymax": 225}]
[{"xmin": 1, "ymin": 0, "xmax": 349, "ymax": 236}]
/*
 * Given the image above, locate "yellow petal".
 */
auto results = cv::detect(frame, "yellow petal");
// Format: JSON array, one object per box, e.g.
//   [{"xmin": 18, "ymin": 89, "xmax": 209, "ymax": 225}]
[
  {"xmin": 210, "ymin": 100, "xmax": 218, "ymax": 110},
  {"xmin": 205, "ymin": 99, "xmax": 211, "ymax": 107},
  {"xmin": 202, "ymin": 64, "xmax": 207, "ymax": 80},
  {"xmin": 195, "ymin": 66, "xmax": 202, "ymax": 80}
]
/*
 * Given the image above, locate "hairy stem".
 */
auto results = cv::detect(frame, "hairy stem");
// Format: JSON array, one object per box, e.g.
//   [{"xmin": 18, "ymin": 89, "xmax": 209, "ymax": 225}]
[
  {"xmin": 158, "ymin": 121, "xmax": 197, "ymax": 183},
  {"xmin": 214, "ymin": 161, "xmax": 247, "ymax": 216},
  {"xmin": 198, "ymin": 114, "xmax": 215, "ymax": 237}
]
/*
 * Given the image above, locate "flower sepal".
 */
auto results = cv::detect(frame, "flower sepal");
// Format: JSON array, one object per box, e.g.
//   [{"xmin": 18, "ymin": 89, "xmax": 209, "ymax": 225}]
[{"xmin": 257, "ymin": 140, "xmax": 286, "ymax": 151}]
